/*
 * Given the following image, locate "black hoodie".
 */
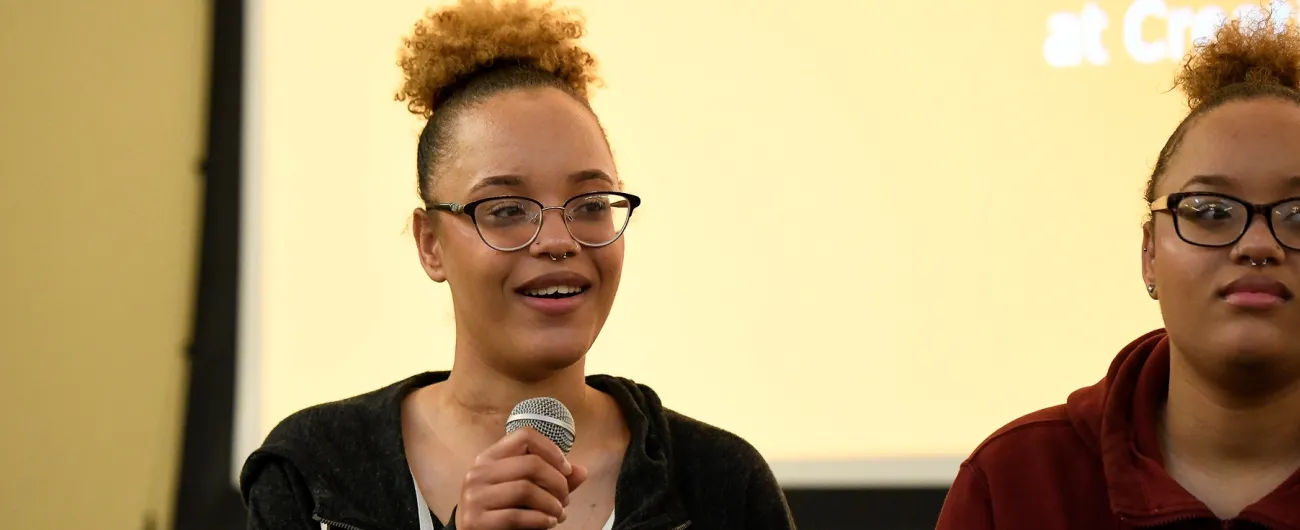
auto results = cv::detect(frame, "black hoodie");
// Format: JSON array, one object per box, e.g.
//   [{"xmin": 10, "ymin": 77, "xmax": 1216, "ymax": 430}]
[{"xmin": 240, "ymin": 372, "xmax": 798, "ymax": 530}]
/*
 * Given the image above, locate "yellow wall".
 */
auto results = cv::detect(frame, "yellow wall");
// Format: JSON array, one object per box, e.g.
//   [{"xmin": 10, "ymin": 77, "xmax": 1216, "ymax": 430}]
[
  {"xmin": 0, "ymin": 0, "xmax": 207, "ymax": 528},
  {"xmin": 244, "ymin": 0, "xmax": 1281, "ymax": 479}
]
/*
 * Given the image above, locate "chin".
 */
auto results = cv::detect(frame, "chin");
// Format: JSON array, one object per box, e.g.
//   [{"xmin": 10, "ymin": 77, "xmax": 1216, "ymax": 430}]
[
  {"xmin": 1206, "ymin": 320, "xmax": 1297, "ymax": 367},
  {"xmin": 532, "ymin": 343, "xmax": 588, "ymax": 370},
  {"xmin": 512, "ymin": 330, "xmax": 594, "ymax": 371}
]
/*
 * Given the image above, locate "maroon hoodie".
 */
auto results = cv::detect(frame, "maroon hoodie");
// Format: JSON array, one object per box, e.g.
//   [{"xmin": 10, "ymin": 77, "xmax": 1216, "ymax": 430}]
[{"xmin": 936, "ymin": 329, "xmax": 1300, "ymax": 529}]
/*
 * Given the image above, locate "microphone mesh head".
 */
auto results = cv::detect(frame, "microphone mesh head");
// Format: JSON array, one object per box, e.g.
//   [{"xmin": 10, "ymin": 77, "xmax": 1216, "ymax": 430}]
[{"xmin": 506, "ymin": 397, "xmax": 576, "ymax": 455}]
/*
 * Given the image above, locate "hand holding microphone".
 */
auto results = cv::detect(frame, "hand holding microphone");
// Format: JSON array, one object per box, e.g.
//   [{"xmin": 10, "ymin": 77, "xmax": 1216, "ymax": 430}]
[{"xmin": 455, "ymin": 398, "xmax": 587, "ymax": 530}]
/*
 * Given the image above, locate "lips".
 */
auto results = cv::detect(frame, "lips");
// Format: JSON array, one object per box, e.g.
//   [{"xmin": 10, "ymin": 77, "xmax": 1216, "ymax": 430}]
[
  {"xmin": 515, "ymin": 271, "xmax": 593, "ymax": 316},
  {"xmin": 515, "ymin": 271, "xmax": 593, "ymax": 298},
  {"xmin": 1219, "ymin": 275, "xmax": 1293, "ymax": 309}
]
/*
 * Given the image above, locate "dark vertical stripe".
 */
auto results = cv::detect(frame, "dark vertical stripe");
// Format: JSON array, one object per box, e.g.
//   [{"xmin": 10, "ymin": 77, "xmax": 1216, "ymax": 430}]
[{"xmin": 172, "ymin": 0, "xmax": 246, "ymax": 528}]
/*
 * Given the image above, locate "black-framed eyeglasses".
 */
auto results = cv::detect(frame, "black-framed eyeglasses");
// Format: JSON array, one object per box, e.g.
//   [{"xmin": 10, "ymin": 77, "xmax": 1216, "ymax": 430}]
[
  {"xmin": 428, "ymin": 191, "xmax": 642, "ymax": 252},
  {"xmin": 1150, "ymin": 192, "xmax": 1300, "ymax": 250}
]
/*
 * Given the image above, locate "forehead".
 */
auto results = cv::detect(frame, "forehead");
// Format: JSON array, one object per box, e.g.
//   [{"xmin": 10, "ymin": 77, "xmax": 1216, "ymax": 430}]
[
  {"xmin": 441, "ymin": 87, "xmax": 615, "ymax": 196},
  {"xmin": 1160, "ymin": 98, "xmax": 1300, "ymax": 196}
]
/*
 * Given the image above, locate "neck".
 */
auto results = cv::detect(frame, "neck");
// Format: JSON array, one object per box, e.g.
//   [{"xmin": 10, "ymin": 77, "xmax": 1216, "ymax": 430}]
[
  {"xmin": 437, "ymin": 338, "xmax": 595, "ymax": 433},
  {"xmin": 1164, "ymin": 346, "xmax": 1300, "ymax": 468}
]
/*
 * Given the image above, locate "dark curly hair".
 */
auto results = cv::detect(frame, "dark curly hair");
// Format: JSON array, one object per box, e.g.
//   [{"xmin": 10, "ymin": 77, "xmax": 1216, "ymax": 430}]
[
  {"xmin": 395, "ymin": 0, "xmax": 604, "ymax": 203},
  {"xmin": 1145, "ymin": 11, "xmax": 1300, "ymax": 220}
]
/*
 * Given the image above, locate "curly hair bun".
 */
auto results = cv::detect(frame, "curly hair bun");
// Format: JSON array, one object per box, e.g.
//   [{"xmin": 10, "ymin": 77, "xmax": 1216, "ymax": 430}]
[
  {"xmin": 1177, "ymin": 12, "xmax": 1300, "ymax": 108},
  {"xmin": 395, "ymin": 0, "xmax": 601, "ymax": 118}
]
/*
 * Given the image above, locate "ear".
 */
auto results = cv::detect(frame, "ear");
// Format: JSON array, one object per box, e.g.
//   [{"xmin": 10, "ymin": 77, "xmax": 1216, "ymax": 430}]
[
  {"xmin": 1141, "ymin": 223, "xmax": 1156, "ymax": 291},
  {"xmin": 414, "ymin": 208, "xmax": 447, "ymax": 283}
]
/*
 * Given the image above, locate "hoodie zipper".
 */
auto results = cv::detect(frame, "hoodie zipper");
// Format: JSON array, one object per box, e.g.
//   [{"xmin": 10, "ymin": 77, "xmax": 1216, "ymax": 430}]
[
  {"xmin": 612, "ymin": 516, "xmax": 691, "ymax": 530},
  {"xmin": 1119, "ymin": 513, "xmax": 1215, "ymax": 528},
  {"xmin": 312, "ymin": 514, "xmax": 370, "ymax": 530}
]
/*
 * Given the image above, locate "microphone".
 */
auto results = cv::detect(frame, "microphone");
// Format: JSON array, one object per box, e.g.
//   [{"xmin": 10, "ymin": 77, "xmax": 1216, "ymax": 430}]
[{"xmin": 506, "ymin": 397, "xmax": 576, "ymax": 455}]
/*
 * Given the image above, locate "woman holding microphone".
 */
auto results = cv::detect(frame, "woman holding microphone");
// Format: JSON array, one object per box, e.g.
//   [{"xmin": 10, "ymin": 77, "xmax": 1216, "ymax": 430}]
[
  {"xmin": 938, "ymin": 13, "xmax": 1300, "ymax": 529},
  {"xmin": 239, "ymin": 1, "xmax": 796, "ymax": 529}
]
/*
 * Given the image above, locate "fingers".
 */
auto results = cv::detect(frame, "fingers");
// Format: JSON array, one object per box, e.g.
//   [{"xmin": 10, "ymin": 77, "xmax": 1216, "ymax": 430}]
[
  {"xmin": 458, "ymin": 428, "xmax": 579, "ymax": 529},
  {"xmin": 478, "ymin": 428, "xmax": 573, "ymax": 476},
  {"xmin": 462, "ymin": 508, "xmax": 559, "ymax": 529},
  {"xmin": 466, "ymin": 454, "xmax": 571, "ymax": 507},
  {"xmin": 465, "ymin": 479, "xmax": 566, "ymax": 518}
]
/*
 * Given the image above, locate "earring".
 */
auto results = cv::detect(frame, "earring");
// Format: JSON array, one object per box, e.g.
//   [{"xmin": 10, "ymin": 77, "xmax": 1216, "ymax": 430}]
[{"xmin": 1146, "ymin": 283, "xmax": 1158, "ymax": 300}]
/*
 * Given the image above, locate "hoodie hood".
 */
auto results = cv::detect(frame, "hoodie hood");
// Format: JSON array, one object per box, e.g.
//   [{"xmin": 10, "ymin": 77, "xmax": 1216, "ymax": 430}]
[{"xmin": 1064, "ymin": 329, "xmax": 1300, "ymax": 527}]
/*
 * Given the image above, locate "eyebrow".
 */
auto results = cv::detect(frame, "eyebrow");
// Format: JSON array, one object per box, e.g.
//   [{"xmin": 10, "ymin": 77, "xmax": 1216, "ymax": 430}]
[
  {"xmin": 1179, "ymin": 174, "xmax": 1233, "ymax": 190},
  {"xmin": 1179, "ymin": 174, "xmax": 1300, "ymax": 191},
  {"xmin": 467, "ymin": 175, "xmax": 525, "ymax": 195},
  {"xmin": 466, "ymin": 169, "xmax": 616, "ymax": 196}
]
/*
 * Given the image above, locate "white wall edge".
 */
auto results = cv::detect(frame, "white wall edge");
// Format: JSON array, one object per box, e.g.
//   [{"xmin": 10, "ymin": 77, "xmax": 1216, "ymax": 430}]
[
  {"xmin": 231, "ymin": 0, "xmax": 265, "ymax": 488},
  {"xmin": 768, "ymin": 456, "xmax": 964, "ymax": 488}
]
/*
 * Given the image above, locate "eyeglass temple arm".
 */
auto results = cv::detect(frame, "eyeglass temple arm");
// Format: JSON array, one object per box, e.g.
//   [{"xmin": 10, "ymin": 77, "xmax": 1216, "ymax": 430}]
[
  {"xmin": 429, "ymin": 202, "xmax": 465, "ymax": 214},
  {"xmin": 1150, "ymin": 195, "xmax": 1170, "ymax": 212}
]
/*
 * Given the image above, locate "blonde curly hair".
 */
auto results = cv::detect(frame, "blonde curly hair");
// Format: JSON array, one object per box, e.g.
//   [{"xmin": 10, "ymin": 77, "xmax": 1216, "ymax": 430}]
[
  {"xmin": 1145, "ymin": 10, "xmax": 1300, "ymax": 208},
  {"xmin": 1174, "ymin": 13, "xmax": 1300, "ymax": 110},
  {"xmin": 395, "ymin": 0, "xmax": 602, "ymax": 118},
  {"xmin": 394, "ymin": 0, "xmax": 606, "ymax": 202}
]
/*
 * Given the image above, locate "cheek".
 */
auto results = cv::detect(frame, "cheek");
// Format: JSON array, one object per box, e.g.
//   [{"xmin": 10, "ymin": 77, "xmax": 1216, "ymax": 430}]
[
  {"xmin": 593, "ymin": 243, "xmax": 625, "ymax": 292},
  {"xmin": 443, "ymin": 230, "xmax": 513, "ymax": 298},
  {"xmin": 1153, "ymin": 228, "xmax": 1219, "ymax": 299}
]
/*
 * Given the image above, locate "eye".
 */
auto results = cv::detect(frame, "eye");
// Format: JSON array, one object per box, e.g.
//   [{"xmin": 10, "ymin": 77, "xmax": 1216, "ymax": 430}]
[
  {"xmin": 1178, "ymin": 199, "xmax": 1237, "ymax": 223},
  {"xmin": 575, "ymin": 198, "xmax": 609, "ymax": 214},
  {"xmin": 566, "ymin": 194, "xmax": 614, "ymax": 221},
  {"xmin": 1278, "ymin": 203, "xmax": 1300, "ymax": 223},
  {"xmin": 486, "ymin": 203, "xmax": 528, "ymax": 218},
  {"xmin": 474, "ymin": 198, "xmax": 539, "ymax": 227}
]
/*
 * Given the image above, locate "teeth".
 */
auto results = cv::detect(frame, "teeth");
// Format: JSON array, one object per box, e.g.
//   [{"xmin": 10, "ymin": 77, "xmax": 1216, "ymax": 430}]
[{"xmin": 524, "ymin": 285, "xmax": 585, "ymax": 297}]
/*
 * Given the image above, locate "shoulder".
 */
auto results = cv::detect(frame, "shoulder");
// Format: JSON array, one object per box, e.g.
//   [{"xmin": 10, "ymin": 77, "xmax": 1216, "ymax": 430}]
[
  {"xmin": 661, "ymin": 408, "xmax": 779, "ymax": 504},
  {"xmin": 587, "ymin": 375, "xmax": 794, "ymax": 526},
  {"xmin": 664, "ymin": 410, "xmax": 768, "ymax": 469},
  {"xmin": 962, "ymin": 404, "xmax": 1103, "ymax": 488},
  {"xmin": 976, "ymin": 404, "xmax": 1074, "ymax": 447},
  {"xmin": 240, "ymin": 373, "xmax": 439, "ymax": 499},
  {"xmin": 588, "ymin": 374, "xmax": 768, "ymax": 472},
  {"xmin": 662, "ymin": 409, "xmax": 794, "ymax": 527},
  {"xmin": 967, "ymin": 404, "xmax": 1080, "ymax": 462},
  {"xmin": 255, "ymin": 374, "xmax": 422, "ymax": 456}
]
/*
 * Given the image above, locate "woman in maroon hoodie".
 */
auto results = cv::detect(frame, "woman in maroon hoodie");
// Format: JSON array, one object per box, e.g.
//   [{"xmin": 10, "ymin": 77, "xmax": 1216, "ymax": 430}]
[{"xmin": 936, "ymin": 14, "xmax": 1300, "ymax": 530}]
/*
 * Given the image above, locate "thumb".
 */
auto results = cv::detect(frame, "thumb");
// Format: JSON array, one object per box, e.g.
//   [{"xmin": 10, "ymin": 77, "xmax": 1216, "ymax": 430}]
[{"xmin": 566, "ymin": 463, "xmax": 589, "ymax": 492}]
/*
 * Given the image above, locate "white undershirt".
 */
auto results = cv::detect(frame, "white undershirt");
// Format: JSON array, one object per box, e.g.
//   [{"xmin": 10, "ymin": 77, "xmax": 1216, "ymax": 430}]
[{"xmin": 414, "ymin": 473, "xmax": 614, "ymax": 530}]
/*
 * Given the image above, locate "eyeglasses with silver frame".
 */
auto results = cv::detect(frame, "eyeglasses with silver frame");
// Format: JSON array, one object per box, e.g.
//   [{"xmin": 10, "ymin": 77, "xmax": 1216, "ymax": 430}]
[{"xmin": 428, "ymin": 191, "xmax": 642, "ymax": 252}]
